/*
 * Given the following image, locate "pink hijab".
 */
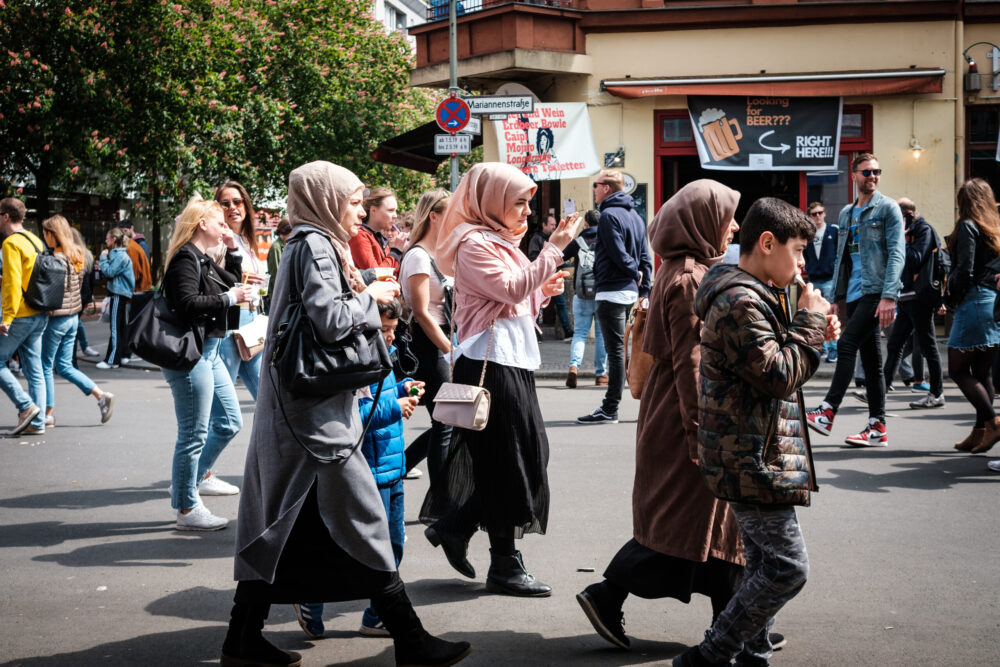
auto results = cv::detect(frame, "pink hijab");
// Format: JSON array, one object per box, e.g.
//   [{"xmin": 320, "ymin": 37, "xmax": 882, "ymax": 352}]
[{"xmin": 435, "ymin": 162, "xmax": 538, "ymax": 275}]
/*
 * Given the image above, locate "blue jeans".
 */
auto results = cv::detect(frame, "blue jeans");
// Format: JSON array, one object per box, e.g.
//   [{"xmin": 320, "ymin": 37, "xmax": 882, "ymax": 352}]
[
  {"xmin": 162, "ymin": 337, "xmax": 242, "ymax": 510},
  {"xmin": 43, "ymin": 314, "xmax": 96, "ymax": 408},
  {"xmin": 0, "ymin": 313, "xmax": 48, "ymax": 429},
  {"xmin": 219, "ymin": 308, "xmax": 262, "ymax": 400},
  {"xmin": 75, "ymin": 314, "xmax": 90, "ymax": 350},
  {"xmin": 362, "ymin": 478, "xmax": 404, "ymax": 628},
  {"xmin": 811, "ymin": 279, "xmax": 837, "ymax": 358},
  {"xmin": 699, "ymin": 503, "xmax": 809, "ymax": 664},
  {"xmin": 569, "ymin": 297, "xmax": 606, "ymax": 376}
]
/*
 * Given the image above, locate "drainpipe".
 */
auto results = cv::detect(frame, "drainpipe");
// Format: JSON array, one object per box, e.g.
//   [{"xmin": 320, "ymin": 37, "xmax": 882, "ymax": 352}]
[{"xmin": 956, "ymin": 18, "xmax": 965, "ymax": 194}]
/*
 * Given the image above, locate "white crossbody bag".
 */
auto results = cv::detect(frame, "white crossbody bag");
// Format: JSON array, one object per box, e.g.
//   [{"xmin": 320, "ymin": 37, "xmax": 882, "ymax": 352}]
[{"xmin": 433, "ymin": 267, "xmax": 493, "ymax": 431}]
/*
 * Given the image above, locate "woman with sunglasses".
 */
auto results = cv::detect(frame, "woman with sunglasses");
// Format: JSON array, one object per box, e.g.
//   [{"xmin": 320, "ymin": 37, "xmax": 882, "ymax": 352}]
[
  {"xmin": 399, "ymin": 189, "xmax": 453, "ymax": 484},
  {"xmin": 214, "ymin": 181, "xmax": 266, "ymax": 400},
  {"xmin": 39, "ymin": 215, "xmax": 114, "ymax": 427}
]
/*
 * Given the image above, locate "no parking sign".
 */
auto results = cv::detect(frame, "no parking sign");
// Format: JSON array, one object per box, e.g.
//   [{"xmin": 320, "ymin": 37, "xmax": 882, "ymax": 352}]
[{"xmin": 435, "ymin": 95, "xmax": 471, "ymax": 133}]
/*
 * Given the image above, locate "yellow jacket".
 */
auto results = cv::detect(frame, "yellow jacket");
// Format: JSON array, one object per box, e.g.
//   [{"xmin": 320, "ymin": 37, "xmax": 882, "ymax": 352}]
[{"xmin": 2, "ymin": 230, "xmax": 43, "ymax": 325}]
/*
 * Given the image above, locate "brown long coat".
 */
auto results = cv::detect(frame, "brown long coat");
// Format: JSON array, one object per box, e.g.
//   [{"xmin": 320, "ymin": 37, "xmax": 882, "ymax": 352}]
[{"xmin": 631, "ymin": 180, "xmax": 744, "ymax": 566}]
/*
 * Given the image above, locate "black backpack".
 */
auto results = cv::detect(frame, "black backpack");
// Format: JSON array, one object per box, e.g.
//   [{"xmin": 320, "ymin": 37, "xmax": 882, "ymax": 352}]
[{"xmin": 15, "ymin": 231, "xmax": 66, "ymax": 311}]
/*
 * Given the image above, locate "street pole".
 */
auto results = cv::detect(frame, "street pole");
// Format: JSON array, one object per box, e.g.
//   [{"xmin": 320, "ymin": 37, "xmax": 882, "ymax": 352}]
[{"xmin": 449, "ymin": 0, "xmax": 459, "ymax": 192}]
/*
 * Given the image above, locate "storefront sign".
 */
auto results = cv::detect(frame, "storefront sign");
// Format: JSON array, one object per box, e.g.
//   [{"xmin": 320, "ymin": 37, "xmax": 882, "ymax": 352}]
[
  {"xmin": 493, "ymin": 103, "xmax": 600, "ymax": 181},
  {"xmin": 687, "ymin": 96, "xmax": 842, "ymax": 171}
]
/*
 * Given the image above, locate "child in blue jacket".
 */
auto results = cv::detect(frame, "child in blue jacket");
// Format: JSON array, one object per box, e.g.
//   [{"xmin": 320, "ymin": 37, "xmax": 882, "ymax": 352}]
[
  {"xmin": 96, "ymin": 227, "xmax": 134, "ymax": 369},
  {"xmin": 293, "ymin": 298, "xmax": 424, "ymax": 639}
]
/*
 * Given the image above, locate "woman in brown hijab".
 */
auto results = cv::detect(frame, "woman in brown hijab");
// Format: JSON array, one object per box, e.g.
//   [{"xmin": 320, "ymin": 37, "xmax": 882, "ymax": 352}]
[
  {"xmin": 222, "ymin": 162, "xmax": 470, "ymax": 667},
  {"xmin": 577, "ymin": 180, "xmax": 754, "ymax": 651}
]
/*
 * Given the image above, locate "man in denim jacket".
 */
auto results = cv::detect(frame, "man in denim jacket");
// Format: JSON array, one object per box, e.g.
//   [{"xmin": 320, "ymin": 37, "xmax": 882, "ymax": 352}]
[{"xmin": 806, "ymin": 153, "xmax": 905, "ymax": 447}]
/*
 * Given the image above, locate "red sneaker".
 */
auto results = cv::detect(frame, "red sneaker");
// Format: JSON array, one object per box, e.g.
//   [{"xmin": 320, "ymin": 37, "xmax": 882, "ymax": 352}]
[
  {"xmin": 806, "ymin": 406, "xmax": 835, "ymax": 436},
  {"xmin": 845, "ymin": 420, "xmax": 888, "ymax": 447}
]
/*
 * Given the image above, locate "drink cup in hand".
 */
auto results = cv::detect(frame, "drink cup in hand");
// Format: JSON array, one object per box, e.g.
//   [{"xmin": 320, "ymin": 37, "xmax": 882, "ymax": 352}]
[
  {"xmin": 373, "ymin": 267, "xmax": 395, "ymax": 282},
  {"xmin": 242, "ymin": 271, "xmax": 265, "ymax": 286}
]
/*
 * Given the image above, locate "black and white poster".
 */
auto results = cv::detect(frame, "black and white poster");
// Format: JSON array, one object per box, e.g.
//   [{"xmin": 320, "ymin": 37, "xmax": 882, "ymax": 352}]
[{"xmin": 688, "ymin": 96, "xmax": 842, "ymax": 171}]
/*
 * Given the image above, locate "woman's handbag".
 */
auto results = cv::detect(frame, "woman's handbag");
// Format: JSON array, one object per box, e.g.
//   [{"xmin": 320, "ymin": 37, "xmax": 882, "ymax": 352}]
[
  {"xmin": 270, "ymin": 245, "xmax": 391, "ymax": 398},
  {"xmin": 128, "ymin": 288, "xmax": 204, "ymax": 371},
  {"xmin": 624, "ymin": 302, "xmax": 654, "ymax": 400},
  {"xmin": 433, "ymin": 267, "xmax": 492, "ymax": 431},
  {"xmin": 233, "ymin": 313, "xmax": 268, "ymax": 361}
]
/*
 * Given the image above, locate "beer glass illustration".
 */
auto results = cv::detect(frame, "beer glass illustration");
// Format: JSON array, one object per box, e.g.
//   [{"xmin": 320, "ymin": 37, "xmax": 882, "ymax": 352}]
[{"xmin": 698, "ymin": 108, "xmax": 743, "ymax": 161}]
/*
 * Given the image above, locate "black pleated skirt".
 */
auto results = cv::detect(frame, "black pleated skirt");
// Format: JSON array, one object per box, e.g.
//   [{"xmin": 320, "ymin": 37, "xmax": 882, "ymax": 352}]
[{"xmin": 419, "ymin": 356, "xmax": 550, "ymax": 538}]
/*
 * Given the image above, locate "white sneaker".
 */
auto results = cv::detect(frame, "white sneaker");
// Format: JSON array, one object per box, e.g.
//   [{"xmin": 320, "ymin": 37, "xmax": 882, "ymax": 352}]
[
  {"xmin": 95, "ymin": 361, "xmax": 118, "ymax": 370},
  {"xmin": 176, "ymin": 504, "xmax": 228, "ymax": 531},
  {"xmin": 404, "ymin": 468, "xmax": 423, "ymax": 480},
  {"xmin": 97, "ymin": 393, "xmax": 114, "ymax": 423},
  {"xmin": 198, "ymin": 472, "xmax": 240, "ymax": 496},
  {"xmin": 83, "ymin": 347, "xmax": 100, "ymax": 357},
  {"xmin": 121, "ymin": 356, "xmax": 133, "ymax": 365},
  {"xmin": 988, "ymin": 460, "xmax": 1000, "ymax": 472}
]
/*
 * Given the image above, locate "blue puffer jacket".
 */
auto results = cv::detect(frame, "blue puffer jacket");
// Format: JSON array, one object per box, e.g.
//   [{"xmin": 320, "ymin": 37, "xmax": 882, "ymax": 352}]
[{"xmin": 359, "ymin": 349, "xmax": 412, "ymax": 487}]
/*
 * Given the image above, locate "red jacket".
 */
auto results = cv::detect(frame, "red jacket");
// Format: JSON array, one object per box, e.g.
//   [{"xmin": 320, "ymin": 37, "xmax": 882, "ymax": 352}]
[{"xmin": 348, "ymin": 225, "xmax": 399, "ymax": 275}]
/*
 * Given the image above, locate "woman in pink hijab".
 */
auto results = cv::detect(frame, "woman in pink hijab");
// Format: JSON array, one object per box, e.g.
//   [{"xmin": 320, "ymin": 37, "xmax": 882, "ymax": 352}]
[{"xmin": 420, "ymin": 162, "xmax": 581, "ymax": 597}]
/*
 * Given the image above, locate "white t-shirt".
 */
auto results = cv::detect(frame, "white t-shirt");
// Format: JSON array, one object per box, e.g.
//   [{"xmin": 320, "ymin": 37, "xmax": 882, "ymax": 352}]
[
  {"xmin": 400, "ymin": 246, "xmax": 453, "ymax": 326},
  {"xmin": 456, "ymin": 315, "xmax": 541, "ymax": 371}
]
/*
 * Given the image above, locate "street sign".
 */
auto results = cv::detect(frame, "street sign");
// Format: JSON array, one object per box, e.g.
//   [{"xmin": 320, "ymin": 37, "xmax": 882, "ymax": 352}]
[
  {"xmin": 434, "ymin": 133, "xmax": 472, "ymax": 155},
  {"xmin": 466, "ymin": 94, "xmax": 534, "ymax": 115},
  {"xmin": 488, "ymin": 113, "xmax": 507, "ymax": 121},
  {"xmin": 459, "ymin": 116, "xmax": 482, "ymax": 135},
  {"xmin": 435, "ymin": 96, "xmax": 471, "ymax": 132}
]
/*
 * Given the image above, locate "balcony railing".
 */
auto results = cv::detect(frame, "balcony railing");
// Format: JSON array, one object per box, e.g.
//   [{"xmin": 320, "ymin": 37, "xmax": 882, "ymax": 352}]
[{"xmin": 425, "ymin": 0, "xmax": 573, "ymax": 22}]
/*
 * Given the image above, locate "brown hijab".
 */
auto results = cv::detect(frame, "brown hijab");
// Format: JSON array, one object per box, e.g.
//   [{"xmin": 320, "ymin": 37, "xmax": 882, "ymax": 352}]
[
  {"xmin": 286, "ymin": 160, "xmax": 367, "ymax": 293},
  {"xmin": 648, "ymin": 179, "xmax": 740, "ymax": 265},
  {"xmin": 435, "ymin": 162, "xmax": 538, "ymax": 275}
]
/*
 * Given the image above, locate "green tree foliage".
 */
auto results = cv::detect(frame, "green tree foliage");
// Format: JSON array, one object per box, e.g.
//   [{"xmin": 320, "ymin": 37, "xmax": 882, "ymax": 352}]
[{"xmin": 1, "ymin": 0, "xmax": 439, "ymax": 269}]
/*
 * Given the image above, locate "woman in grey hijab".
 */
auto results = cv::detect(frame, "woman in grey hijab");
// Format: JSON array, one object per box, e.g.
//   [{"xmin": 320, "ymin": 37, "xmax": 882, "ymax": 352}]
[{"xmin": 221, "ymin": 162, "xmax": 471, "ymax": 667}]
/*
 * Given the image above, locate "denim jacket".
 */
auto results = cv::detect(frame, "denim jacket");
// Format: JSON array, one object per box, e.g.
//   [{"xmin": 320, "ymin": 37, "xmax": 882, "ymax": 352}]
[
  {"xmin": 831, "ymin": 190, "xmax": 905, "ymax": 302},
  {"xmin": 98, "ymin": 247, "xmax": 135, "ymax": 298}
]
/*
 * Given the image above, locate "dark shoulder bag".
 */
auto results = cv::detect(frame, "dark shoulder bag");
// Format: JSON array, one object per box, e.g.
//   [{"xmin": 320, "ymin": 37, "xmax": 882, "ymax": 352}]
[
  {"xmin": 128, "ymin": 252, "xmax": 204, "ymax": 371},
  {"xmin": 16, "ymin": 231, "xmax": 66, "ymax": 311},
  {"xmin": 268, "ymin": 231, "xmax": 392, "ymax": 463}
]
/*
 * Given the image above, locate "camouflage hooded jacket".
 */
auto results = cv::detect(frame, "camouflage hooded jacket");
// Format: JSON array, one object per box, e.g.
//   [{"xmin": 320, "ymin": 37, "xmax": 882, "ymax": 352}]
[{"xmin": 693, "ymin": 264, "xmax": 826, "ymax": 506}]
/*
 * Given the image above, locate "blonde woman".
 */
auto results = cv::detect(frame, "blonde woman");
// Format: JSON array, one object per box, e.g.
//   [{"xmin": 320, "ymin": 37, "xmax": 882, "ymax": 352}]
[
  {"xmin": 162, "ymin": 197, "xmax": 255, "ymax": 531},
  {"xmin": 399, "ymin": 188, "xmax": 453, "ymax": 483},
  {"xmin": 39, "ymin": 216, "xmax": 114, "ymax": 426}
]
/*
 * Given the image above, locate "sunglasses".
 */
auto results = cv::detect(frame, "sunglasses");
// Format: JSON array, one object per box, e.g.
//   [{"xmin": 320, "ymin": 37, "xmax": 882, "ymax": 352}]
[
  {"xmin": 855, "ymin": 168, "xmax": 882, "ymax": 177},
  {"xmin": 809, "ymin": 211, "xmax": 825, "ymax": 217},
  {"xmin": 219, "ymin": 198, "xmax": 244, "ymax": 208},
  {"xmin": 592, "ymin": 182, "xmax": 609, "ymax": 189}
]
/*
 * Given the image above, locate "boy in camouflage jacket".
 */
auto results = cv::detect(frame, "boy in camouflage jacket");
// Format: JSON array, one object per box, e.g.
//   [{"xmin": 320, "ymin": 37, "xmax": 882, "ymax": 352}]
[{"xmin": 674, "ymin": 198, "xmax": 838, "ymax": 667}]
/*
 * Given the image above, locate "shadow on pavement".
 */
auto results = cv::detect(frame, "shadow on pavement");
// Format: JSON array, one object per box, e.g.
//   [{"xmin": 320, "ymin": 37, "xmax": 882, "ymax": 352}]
[
  {"xmin": 818, "ymin": 454, "xmax": 1000, "ymax": 493},
  {"xmin": 0, "ymin": 482, "xmax": 170, "ymax": 509},
  {"xmin": 0, "ymin": 520, "xmax": 168, "ymax": 548},
  {"xmin": 33, "ymin": 532, "xmax": 234, "ymax": 568}
]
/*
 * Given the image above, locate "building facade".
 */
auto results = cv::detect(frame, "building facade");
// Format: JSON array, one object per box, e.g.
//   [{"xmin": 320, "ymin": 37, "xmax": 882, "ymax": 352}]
[{"xmin": 409, "ymin": 1, "xmax": 1000, "ymax": 232}]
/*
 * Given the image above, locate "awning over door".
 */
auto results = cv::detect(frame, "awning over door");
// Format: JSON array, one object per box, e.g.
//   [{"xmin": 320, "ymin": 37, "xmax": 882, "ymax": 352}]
[
  {"xmin": 602, "ymin": 68, "xmax": 946, "ymax": 99},
  {"xmin": 371, "ymin": 121, "xmax": 483, "ymax": 174}
]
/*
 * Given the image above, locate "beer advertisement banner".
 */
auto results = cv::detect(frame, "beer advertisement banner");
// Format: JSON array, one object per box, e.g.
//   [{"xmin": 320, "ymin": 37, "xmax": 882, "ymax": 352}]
[
  {"xmin": 687, "ymin": 96, "xmax": 843, "ymax": 171},
  {"xmin": 493, "ymin": 103, "xmax": 601, "ymax": 181}
]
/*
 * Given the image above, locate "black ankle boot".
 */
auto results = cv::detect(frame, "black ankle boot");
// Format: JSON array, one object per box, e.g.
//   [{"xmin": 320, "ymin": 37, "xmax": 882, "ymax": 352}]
[
  {"xmin": 374, "ymin": 586, "xmax": 472, "ymax": 667},
  {"xmin": 220, "ymin": 601, "xmax": 303, "ymax": 667},
  {"xmin": 425, "ymin": 526, "xmax": 475, "ymax": 579},
  {"xmin": 576, "ymin": 582, "xmax": 629, "ymax": 649},
  {"xmin": 485, "ymin": 549, "xmax": 551, "ymax": 597}
]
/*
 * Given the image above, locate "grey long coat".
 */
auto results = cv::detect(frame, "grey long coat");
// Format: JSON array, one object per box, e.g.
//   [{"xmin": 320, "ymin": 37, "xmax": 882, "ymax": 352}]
[{"xmin": 234, "ymin": 225, "xmax": 396, "ymax": 583}]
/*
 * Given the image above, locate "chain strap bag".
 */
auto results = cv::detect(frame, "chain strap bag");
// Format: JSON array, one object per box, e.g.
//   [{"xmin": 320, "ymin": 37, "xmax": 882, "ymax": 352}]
[{"xmin": 433, "ymin": 267, "xmax": 492, "ymax": 431}]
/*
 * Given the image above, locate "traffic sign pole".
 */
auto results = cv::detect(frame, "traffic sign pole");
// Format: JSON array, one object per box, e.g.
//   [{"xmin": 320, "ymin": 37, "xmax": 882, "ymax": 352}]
[{"xmin": 449, "ymin": 1, "xmax": 459, "ymax": 192}]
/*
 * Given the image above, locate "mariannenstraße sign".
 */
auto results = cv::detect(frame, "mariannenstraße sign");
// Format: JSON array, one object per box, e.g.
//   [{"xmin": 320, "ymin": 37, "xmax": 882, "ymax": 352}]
[{"xmin": 466, "ymin": 95, "xmax": 534, "ymax": 115}]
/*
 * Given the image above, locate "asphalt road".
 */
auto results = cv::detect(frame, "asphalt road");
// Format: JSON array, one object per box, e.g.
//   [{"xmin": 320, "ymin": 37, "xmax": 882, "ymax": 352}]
[{"xmin": 1, "ymin": 332, "xmax": 998, "ymax": 666}]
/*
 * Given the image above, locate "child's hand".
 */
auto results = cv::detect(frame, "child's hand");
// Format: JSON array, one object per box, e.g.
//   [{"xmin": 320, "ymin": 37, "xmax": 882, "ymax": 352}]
[
  {"xmin": 404, "ymin": 380, "xmax": 425, "ymax": 399},
  {"xmin": 397, "ymin": 397, "xmax": 418, "ymax": 419},
  {"xmin": 796, "ymin": 282, "xmax": 829, "ymax": 314},
  {"xmin": 824, "ymin": 313, "xmax": 841, "ymax": 342}
]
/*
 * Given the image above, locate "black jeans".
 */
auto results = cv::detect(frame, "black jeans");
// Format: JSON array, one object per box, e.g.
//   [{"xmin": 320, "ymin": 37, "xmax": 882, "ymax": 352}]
[
  {"xmin": 403, "ymin": 323, "xmax": 453, "ymax": 484},
  {"xmin": 824, "ymin": 295, "xmax": 885, "ymax": 421},
  {"xmin": 596, "ymin": 300, "xmax": 631, "ymax": 415},
  {"xmin": 883, "ymin": 299, "xmax": 943, "ymax": 396}
]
